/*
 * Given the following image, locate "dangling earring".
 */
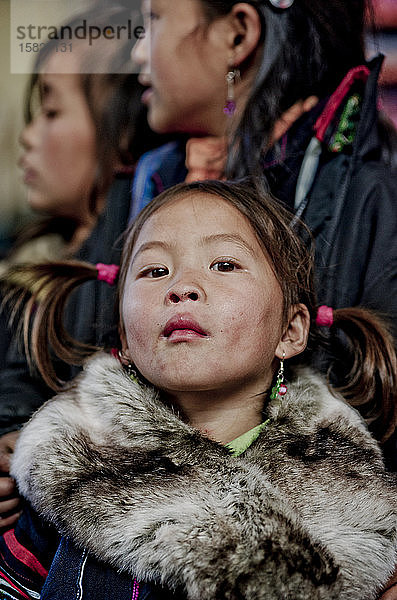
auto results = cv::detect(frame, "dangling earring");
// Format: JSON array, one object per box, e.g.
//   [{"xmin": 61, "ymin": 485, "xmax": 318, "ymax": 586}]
[
  {"xmin": 118, "ymin": 350, "xmax": 139, "ymax": 383},
  {"xmin": 270, "ymin": 352, "xmax": 288, "ymax": 400},
  {"xmin": 223, "ymin": 68, "xmax": 240, "ymax": 117}
]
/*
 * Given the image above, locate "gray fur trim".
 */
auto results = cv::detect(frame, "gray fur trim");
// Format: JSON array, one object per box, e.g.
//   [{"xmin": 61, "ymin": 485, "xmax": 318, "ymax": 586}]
[{"xmin": 12, "ymin": 353, "xmax": 397, "ymax": 600}]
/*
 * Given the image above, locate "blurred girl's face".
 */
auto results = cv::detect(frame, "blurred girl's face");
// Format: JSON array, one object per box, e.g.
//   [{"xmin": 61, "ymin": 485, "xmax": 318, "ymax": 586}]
[
  {"xmin": 121, "ymin": 192, "xmax": 285, "ymax": 398},
  {"xmin": 133, "ymin": 0, "xmax": 232, "ymax": 136},
  {"xmin": 19, "ymin": 52, "xmax": 97, "ymax": 222}
]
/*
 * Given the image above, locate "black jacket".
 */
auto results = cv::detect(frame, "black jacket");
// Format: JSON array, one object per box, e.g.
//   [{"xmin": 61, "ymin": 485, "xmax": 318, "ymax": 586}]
[
  {"xmin": 0, "ymin": 176, "xmax": 131, "ymax": 435},
  {"xmin": 302, "ymin": 57, "xmax": 397, "ymax": 336}
]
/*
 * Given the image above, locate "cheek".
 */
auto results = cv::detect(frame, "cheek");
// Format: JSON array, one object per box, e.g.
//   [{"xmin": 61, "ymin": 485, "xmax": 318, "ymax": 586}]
[
  {"xmin": 45, "ymin": 121, "xmax": 95, "ymax": 169},
  {"xmin": 122, "ymin": 290, "xmax": 158, "ymax": 358},
  {"xmin": 220, "ymin": 289, "xmax": 283, "ymax": 354}
]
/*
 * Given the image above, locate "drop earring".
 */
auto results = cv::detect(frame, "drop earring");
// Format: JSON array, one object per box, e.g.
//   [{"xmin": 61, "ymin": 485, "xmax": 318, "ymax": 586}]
[
  {"xmin": 118, "ymin": 350, "xmax": 138, "ymax": 383},
  {"xmin": 270, "ymin": 352, "xmax": 288, "ymax": 400},
  {"xmin": 223, "ymin": 68, "xmax": 240, "ymax": 117}
]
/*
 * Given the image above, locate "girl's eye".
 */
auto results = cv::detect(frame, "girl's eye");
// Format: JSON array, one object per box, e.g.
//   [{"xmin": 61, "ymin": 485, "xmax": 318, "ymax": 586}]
[
  {"xmin": 42, "ymin": 108, "xmax": 59, "ymax": 119},
  {"xmin": 141, "ymin": 267, "xmax": 169, "ymax": 278},
  {"xmin": 211, "ymin": 260, "xmax": 240, "ymax": 272}
]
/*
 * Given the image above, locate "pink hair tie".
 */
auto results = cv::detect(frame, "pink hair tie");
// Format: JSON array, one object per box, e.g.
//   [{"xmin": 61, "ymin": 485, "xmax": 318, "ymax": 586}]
[
  {"xmin": 316, "ymin": 305, "xmax": 334, "ymax": 327},
  {"xmin": 96, "ymin": 263, "xmax": 120, "ymax": 285}
]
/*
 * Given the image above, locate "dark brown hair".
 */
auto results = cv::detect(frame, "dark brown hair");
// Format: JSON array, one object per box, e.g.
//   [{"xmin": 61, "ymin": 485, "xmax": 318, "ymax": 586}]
[
  {"xmin": 2, "ymin": 180, "xmax": 396, "ymax": 443},
  {"xmin": 191, "ymin": 0, "xmax": 370, "ymax": 180}
]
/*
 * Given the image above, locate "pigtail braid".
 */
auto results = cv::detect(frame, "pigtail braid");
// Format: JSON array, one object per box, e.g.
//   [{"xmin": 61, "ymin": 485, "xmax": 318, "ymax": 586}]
[
  {"xmin": 1, "ymin": 261, "xmax": 100, "ymax": 390},
  {"xmin": 323, "ymin": 307, "xmax": 397, "ymax": 442}
]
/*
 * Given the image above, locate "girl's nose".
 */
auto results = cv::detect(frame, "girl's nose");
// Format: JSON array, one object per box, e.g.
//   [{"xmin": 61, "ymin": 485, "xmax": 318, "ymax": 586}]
[
  {"xmin": 165, "ymin": 284, "xmax": 203, "ymax": 304},
  {"xmin": 19, "ymin": 121, "xmax": 35, "ymax": 151},
  {"xmin": 131, "ymin": 35, "xmax": 147, "ymax": 69}
]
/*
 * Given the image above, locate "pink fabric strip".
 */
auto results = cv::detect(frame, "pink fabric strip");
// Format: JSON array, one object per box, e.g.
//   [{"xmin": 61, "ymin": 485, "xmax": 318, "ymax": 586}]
[{"xmin": 3, "ymin": 529, "xmax": 48, "ymax": 579}]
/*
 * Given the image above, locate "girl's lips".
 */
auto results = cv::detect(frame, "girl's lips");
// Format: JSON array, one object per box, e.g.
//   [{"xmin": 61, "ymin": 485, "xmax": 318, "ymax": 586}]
[
  {"xmin": 166, "ymin": 329, "xmax": 207, "ymax": 342},
  {"xmin": 22, "ymin": 167, "xmax": 38, "ymax": 185},
  {"xmin": 141, "ymin": 87, "xmax": 154, "ymax": 105},
  {"xmin": 163, "ymin": 316, "xmax": 208, "ymax": 340},
  {"xmin": 19, "ymin": 156, "xmax": 38, "ymax": 185}
]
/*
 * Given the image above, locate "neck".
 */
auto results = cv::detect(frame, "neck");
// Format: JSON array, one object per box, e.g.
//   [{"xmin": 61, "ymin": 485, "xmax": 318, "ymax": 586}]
[
  {"xmin": 65, "ymin": 194, "xmax": 105, "ymax": 255},
  {"xmin": 164, "ymin": 388, "xmax": 266, "ymax": 445},
  {"xmin": 65, "ymin": 221, "xmax": 94, "ymax": 256}
]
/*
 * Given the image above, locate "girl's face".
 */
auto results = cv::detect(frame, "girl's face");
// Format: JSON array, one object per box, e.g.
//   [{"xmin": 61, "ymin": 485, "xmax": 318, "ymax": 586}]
[
  {"xmin": 133, "ymin": 0, "xmax": 232, "ymax": 135},
  {"xmin": 19, "ymin": 52, "xmax": 97, "ymax": 221},
  {"xmin": 121, "ymin": 193, "xmax": 286, "ymax": 398}
]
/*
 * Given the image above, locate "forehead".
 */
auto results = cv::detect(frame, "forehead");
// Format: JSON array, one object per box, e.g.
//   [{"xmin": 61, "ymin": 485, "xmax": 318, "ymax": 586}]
[
  {"xmin": 134, "ymin": 192, "xmax": 264, "ymax": 250},
  {"xmin": 42, "ymin": 47, "xmax": 83, "ymax": 75}
]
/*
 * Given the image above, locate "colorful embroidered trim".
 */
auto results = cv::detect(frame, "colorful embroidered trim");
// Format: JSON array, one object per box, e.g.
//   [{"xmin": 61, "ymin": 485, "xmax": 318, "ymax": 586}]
[
  {"xmin": 314, "ymin": 65, "xmax": 369, "ymax": 143},
  {"xmin": 131, "ymin": 578, "xmax": 140, "ymax": 600}
]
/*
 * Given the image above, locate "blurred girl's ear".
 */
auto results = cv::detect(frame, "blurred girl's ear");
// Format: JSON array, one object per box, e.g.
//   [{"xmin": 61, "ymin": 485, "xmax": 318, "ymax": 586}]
[
  {"xmin": 276, "ymin": 304, "xmax": 310, "ymax": 360},
  {"xmin": 226, "ymin": 3, "xmax": 262, "ymax": 66}
]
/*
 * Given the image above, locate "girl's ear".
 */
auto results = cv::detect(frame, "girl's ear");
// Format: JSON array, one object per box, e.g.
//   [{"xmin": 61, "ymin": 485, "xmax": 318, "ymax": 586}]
[
  {"xmin": 225, "ymin": 3, "xmax": 262, "ymax": 66},
  {"xmin": 275, "ymin": 304, "xmax": 310, "ymax": 360},
  {"xmin": 118, "ymin": 325, "xmax": 133, "ymax": 365}
]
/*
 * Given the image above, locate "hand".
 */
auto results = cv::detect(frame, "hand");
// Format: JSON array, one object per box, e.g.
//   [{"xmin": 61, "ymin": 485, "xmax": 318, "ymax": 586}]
[
  {"xmin": 379, "ymin": 567, "xmax": 397, "ymax": 599},
  {"xmin": 0, "ymin": 431, "xmax": 22, "ymax": 530},
  {"xmin": 271, "ymin": 96, "xmax": 319, "ymax": 145}
]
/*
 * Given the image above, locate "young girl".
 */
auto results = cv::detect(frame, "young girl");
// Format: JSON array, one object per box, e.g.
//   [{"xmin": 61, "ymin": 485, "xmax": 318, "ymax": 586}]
[
  {"xmin": 1, "ymin": 180, "xmax": 396, "ymax": 600},
  {"xmin": 0, "ymin": 4, "xmax": 161, "ymax": 529},
  {"xmin": 129, "ymin": 0, "xmax": 397, "ymax": 344},
  {"xmin": 14, "ymin": 7, "xmax": 147, "ymax": 262}
]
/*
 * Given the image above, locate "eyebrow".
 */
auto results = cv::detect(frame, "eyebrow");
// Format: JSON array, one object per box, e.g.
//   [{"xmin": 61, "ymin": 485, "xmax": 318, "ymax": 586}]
[
  {"xmin": 131, "ymin": 233, "xmax": 257, "ymax": 265},
  {"xmin": 131, "ymin": 241, "xmax": 174, "ymax": 265},
  {"xmin": 40, "ymin": 80, "xmax": 58, "ymax": 102},
  {"xmin": 201, "ymin": 233, "xmax": 257, "ymax": 257},
  {"xmin": 40, "ymin": 81, "xmax": 52, "ymax": 98}
]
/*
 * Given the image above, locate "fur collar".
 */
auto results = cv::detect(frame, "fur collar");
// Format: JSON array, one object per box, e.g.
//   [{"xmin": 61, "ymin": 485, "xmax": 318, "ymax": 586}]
[{"xmin": 12, "ymin": 353, "xmax": 397, "ymax": 600}]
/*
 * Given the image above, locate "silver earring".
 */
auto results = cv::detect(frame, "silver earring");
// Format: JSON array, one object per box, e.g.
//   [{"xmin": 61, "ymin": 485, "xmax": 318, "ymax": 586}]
[
  {"xmin": 223, "ymin": 68, "xmax": 240, "ymax": 116},
  {"xmin": 270, "ymin": 352, "xmax": 288, "ymax": 400}
]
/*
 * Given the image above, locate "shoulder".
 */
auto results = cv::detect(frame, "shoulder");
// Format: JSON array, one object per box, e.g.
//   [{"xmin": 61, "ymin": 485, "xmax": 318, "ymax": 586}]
[
  {"xmin": 268, "ymin": 367, "xmax": 366, "ymax": 428},
  {"xmin": 12, "ymin": 353, "xmax": 138, "ymax": 440},
  {"xmin": 349, "ymin": 160, "xmax": 397, "ymax": 200},
  {"xmin": 131, "ymin": 141, "xmax": 187, "ymax": 218},
  {"xmin": 263, "ymin": 367, "xmax": 385, "ymax": 465},
  {"xmin": 10, "ymin": 354, "xmax": 130, "ymax": 492},
  {"xmin": 10, "ymin": 352, "xmax": 173, "ymax": 501}
]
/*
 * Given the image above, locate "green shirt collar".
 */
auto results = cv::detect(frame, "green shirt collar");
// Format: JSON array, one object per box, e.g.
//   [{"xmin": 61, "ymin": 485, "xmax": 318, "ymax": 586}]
[{"xmin": 225, "ymin": 420, "xmax": 269, "ymax": 457}]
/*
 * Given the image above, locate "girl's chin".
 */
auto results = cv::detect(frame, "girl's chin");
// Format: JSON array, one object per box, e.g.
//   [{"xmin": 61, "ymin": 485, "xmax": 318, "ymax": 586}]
[
  {"xmin": 147, "ymin": 111, "xmax": 173, "ymax": 135},
  {"xmin": 27, "ymin": 194, "xmax": 58, "ymax": 215}
]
